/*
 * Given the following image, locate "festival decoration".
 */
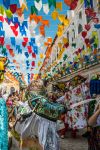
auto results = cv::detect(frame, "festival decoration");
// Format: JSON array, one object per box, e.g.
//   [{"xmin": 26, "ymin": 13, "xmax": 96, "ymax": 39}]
[
  {"xmin": 94, "ymin": 24, "xmax": 100, "ymax": 29},
  {"xmin": 10, "ymin": 4, "xmax": 17, "ymax": 14},
  {"xmin": 84, "ymin": 0, "xmax": 93, "ymax": 8},
  {"xmin": 56, "ymin": 2, "xmax": 62, "ymax": 11},
  {"xmin": 81, "ymin": 31, "xmax": 87, "ymax": 38},
  {"xmin": 51, "ymin": 10, "xmax": 58, "ymax": 20},
  {"xmin": 84, "ymin": 24, "xmax": 91, "ymax": 31},
  {"xmin": 3, "ymin": 0, "xmax": 10, "ymax": 9},
  {"xmin": 34, "ymin": 0, "xmax": 42, "ymax": 11},
  {"xmin": 43, "ymin": 3, "xmax": 49, "ymax": 14}
]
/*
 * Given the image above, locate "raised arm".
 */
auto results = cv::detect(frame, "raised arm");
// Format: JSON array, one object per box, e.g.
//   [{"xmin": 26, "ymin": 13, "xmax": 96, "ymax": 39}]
[{"xmin": 88, "ymin": 104, "xmax": 100, "ymax": 126}]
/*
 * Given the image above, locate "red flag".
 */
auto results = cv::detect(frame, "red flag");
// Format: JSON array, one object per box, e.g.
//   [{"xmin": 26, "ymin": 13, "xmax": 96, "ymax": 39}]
[
  {"xmin": 27, "ymin": 46, "xmax": 32, "ymax": 53},
  {"xmin": 0, "ymin": 37, "xmax": 4, "ymax": 45},
  {"xmin": 0, "ymin": 16, "xmax": 4, "ymax": 22},
  {"xmin": 32, "ymin": 52, "xmax": 36, "ymax": 58},
  {"xmin": 6, "ymin": 44, "xmax": 10, "ymax": 50},
  {"xmin": 22, "ymin": 42, "xmax": 27, "ymax": 47},
  {"xmin": 23, "ymin": 37, "xmax": 28, "ymax": 43},
  {"xmin": 31, "ymin": 61, "xmax": 35, "ymax": 66},
  {"xmin": 10, "ymin": 4, "xmax": 17, "ymax": 14}
]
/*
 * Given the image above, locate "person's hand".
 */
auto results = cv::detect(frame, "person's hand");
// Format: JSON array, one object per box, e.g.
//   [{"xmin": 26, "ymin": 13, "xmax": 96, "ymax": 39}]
[{"xmin": 96, "ymin": 103, "xmax": 100, "ymax": 114}]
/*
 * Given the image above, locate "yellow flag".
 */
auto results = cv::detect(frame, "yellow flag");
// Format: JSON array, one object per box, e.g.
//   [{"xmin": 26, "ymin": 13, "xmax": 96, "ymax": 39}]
[
  {"xmin": 58, "ymin": 48, "xmax": 65, "ymax": 60},
  {"xmin": 57, "ymin": 31, "xmax": 63, "ymax": 37},
  {"xmin": 51, "ymin": 10, "xmax": 58, "ymax": 20},
  {"xmin": 56, "ymin": 2, "xmax": 62, "ymax": 11},
  {"xmin": 58, "ymin": 24, "xmax": 64, "ymax": 32},
  {"xmin": 58, "ymin": 43, "xmax": 62, "ymax": 48},
  {"xmin": 38, "ymin": 61, "xmax": 42, "ymax": 67},
  {"xmin": 57, "ymin": 24, "xmax": 64, "ymax": 37},
  {"xmin": 0, "ymin": 61, "xmax": 4, "ymax": 70},
  {"xmin": 0, "ymin": 6, "xmax": 4, "ymax": 15},
  {"xmin": 21, "ymin": 3, "xmax": 28, "ymax": 12},
  {"xmin": 5, "ymin": 9, "xmax": 12, "ymax": 18},
  {"xmin": 40, "ymin": 53, "xmax": 44, "ymax": 59},
  {"xmin": 64, "ymin": 18, "xmax": 70, "ymax": 26},
  {"xmin": 58, "ymin": 14, "xmax": 65, "ymax": 23},
  {"xmin": 63, "ymin": 37, "xmax": 68, "ymax": 44}
]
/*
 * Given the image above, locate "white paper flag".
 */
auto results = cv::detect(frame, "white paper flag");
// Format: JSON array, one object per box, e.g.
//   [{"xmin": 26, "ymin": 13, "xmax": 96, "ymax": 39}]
[
  {"xmin": 43, "ymin": 3, "xmax": 49, "ymax": 14},
  {"xmin": 34, "ymin": 0, "xmax": 42, "ymax": 11}
]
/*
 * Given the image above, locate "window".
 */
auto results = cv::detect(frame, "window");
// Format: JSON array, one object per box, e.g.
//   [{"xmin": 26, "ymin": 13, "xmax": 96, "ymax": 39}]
[
  {"xmin": 79, "ymin": 11, "xmax": 82, "ymax": 19},
  {"xmin": 67, "ymin": 31, "xmax": 69, "ymax": 42},
  {"xmin": 72, "ymin": 29, "xmax": 75, "ymax": 39},
  {"xmin": 78, "ymin": 24, "xmax": 83, "ymax": 34}
]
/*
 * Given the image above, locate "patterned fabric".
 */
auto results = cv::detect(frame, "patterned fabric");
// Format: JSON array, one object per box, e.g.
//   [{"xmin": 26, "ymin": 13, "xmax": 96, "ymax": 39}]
[
  {"xmin": 0, "ymin": 98, "xmax": 8, "ymax": 150},
  {"xmin": 29, "ymin": 94, "xmax": 66, "ymax": 121},
  {"xmin": 65, "ymin": 82, "xmax": 89, "ymax": 129},
  {"xmin": 15, "ymin": 113, "xmax": 60, "ymax": 150}
]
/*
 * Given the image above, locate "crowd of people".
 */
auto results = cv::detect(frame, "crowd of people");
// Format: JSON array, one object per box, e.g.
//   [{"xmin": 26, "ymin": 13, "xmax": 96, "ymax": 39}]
[{"xmin": 0, "ymin": 76, "xmax": 100, "ymax": 150}]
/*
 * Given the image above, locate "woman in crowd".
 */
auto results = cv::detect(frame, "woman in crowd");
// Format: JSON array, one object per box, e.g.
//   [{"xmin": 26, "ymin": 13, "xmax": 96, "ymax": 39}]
[{"xmin": 88, "ymin": 99, "xmax": 100, "ymax": 150}]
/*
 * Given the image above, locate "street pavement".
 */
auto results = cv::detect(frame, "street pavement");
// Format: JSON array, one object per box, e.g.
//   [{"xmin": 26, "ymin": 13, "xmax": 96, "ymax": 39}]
[
  {"xmin": 10, "ymin": 130, "xmax": 88, "ymax": 150},
  {"xmin": 60, "ymin": 137, "xmax": 88, "ymax": 150}
]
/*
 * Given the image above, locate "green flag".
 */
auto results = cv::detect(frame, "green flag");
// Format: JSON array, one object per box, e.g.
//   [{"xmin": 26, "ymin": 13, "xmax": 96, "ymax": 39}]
[{"xmin": 31, "ymin": 6, "xmax": 38, "ymax": 15}]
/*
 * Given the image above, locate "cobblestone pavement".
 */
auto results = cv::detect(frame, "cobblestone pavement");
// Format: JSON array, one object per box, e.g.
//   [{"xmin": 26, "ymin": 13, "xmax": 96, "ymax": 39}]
[{"xmin": 60, "ymin": 137, "xmax": 88, "ymax": 150}]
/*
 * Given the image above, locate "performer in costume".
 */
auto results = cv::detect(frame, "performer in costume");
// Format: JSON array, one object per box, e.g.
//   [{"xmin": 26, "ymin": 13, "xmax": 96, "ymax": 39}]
[{"xmin": 13, "ymin": 79, "xmax": 66, "ymax": 150}]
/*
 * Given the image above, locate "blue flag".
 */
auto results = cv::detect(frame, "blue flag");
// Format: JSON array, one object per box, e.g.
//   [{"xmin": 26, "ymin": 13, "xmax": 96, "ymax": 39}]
[
  {"xmin": 84, "ymin": 0, "xmax": 93, "ymax": 8},
  {"xmin": 11, "ymin": 37, "xmax": 16, "ymax": 46},
  {"xmin": 0, "ymin": 22, "xmax": 3, "ymax": 29},
  {"xmin": 3, "ymin": 0, "xmax": 10, "ymax": 9},
  {"xmin": 25, "ymin": 52, "xmax": 29, "ymax": 58}
]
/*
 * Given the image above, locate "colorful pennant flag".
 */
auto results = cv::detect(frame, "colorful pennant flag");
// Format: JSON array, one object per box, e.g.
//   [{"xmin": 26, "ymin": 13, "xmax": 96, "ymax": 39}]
[
  {"xmin": 3, "ymin": 0, "xmax": 10, "ymax": 9},
  {"xmin": 31, "ymin": 6, "xmax": 38, "ymax": 14},
  {"xmin": 84, "ymin": 0, "xmax": 93, "ymax": 8},
  {"xmin": 10, "ymin": 4, "xmax": 17, "ymax": 14},
  {"xmin": 0, "ymin": 6, "xmax": 5, "ymax": 15},
  {"xmin": 32, "ymin": 52, "xmax": 36, "ymax": 58},
  {"xmin": 43, "ymin": 3, "xmax": 49, "ymax": 14},
  {"xmin": 34, "ymin": 0, "xmax": 42, "ymax": 11},
  {"xmin": 56, "ymin": 2, "xmax": 62, "ymax": 11},
  {"xmin": 5, "ymin": 9, "xmax": 12, "ymax": 18}
]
